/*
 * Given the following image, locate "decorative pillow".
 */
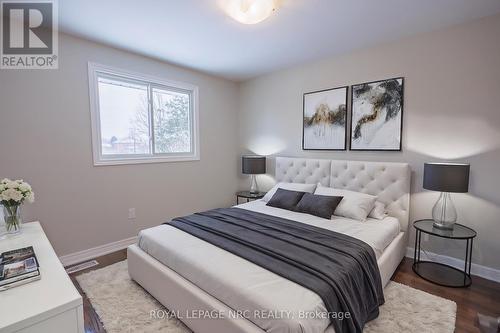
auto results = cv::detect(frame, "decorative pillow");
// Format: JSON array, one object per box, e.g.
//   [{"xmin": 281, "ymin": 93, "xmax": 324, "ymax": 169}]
[
  {"xmin": 266, "ymin": 188, "xmax": 306, "ymax": 211},
  {"xmin": 314, "ymin": 185, "xmax": 377, "ymax": 221},
  {"xmin": 369, "ymin": 201, "xmax": 387, "ymax": 220},
  {"xmin": 296, "ymin": 193, "xmax": 344, "ymax": 219},
  {"xmin": 262, "ymin": 182, "xmax": 317, "ymax": 202}
]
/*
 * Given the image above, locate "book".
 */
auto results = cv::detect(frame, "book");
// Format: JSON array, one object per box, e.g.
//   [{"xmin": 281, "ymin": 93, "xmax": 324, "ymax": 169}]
[
  {"xmin": 0, "ymin": 274, "xmax": 41, "ymax": 291},
  {"xmin": 0, "ymin": 246, "xmax": 40, "ymax": 290}
]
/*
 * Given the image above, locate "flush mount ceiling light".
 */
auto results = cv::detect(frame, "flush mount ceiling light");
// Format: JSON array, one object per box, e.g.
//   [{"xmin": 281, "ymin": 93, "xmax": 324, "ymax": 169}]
[{"xmin": 220, "ymin": 0, "xmax": 278, "ymax": 24}]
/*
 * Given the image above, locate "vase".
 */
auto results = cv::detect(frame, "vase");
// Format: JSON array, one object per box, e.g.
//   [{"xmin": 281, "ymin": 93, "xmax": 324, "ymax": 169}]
[{"xmin": 3, "ymin": 204, "xmax": 22, "ymax": 235}]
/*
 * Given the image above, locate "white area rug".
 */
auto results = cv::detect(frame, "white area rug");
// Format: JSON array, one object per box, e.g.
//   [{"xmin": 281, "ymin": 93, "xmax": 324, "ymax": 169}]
[{"xmin": 76, "ymin": 260, "xmax": 456, "ymax": 333}]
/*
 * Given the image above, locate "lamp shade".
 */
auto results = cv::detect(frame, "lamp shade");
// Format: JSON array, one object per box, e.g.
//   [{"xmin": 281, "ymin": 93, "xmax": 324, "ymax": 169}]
[
  {"xmin": 242, "ymin": 155, "xmax": 266, "ymax": 174},
  {"xmin": 423, "ymin": 163, "xmax": 470, "ymax": 193}
]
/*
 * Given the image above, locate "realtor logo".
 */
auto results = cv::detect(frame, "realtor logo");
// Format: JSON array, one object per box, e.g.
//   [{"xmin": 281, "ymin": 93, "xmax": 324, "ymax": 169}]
[{"xmin": 1, "ymin": 0, "xmax": 58, "ymax": 69}]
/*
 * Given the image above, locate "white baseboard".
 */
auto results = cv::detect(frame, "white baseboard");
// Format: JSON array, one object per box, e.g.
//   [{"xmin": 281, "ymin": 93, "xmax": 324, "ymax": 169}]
[
  {"xmin": 59, "ymin": 236, "xmax": 137, "ymax": 267},
  {"xmin": 406, "ymin": 247, "xmax": 500, "ymax": 283}
]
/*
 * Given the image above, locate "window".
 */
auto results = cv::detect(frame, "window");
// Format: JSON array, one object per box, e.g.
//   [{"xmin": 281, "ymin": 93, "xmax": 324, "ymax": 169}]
[{"xmin": 88, "ymin": 63, "xmax": 199, "ymax": 165}]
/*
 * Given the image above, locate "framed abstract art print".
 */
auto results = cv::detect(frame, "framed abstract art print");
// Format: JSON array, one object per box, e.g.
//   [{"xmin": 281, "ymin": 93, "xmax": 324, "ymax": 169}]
[
  {"xmin": 303, "ymin": 86, "xmax": 348, "ymax": 150},
  {"xmin": 350, "ymin": 77, "xmax": 404, "ymax": 151}
]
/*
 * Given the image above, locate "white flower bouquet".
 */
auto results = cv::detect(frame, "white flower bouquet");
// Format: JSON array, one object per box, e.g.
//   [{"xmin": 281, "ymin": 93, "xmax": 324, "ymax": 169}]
[{"xmin": 0, "ymin": 178, "xmax": 35, "ymax": 234}]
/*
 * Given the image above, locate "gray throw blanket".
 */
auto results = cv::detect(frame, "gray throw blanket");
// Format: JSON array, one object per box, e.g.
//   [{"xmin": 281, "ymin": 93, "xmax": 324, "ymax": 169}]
[{"xmin": 166, "ymin": 208, "xmax": 384, "ymax": 333}]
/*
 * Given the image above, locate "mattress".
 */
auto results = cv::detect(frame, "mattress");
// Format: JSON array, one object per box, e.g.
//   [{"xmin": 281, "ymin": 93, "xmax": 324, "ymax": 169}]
[{"xmin": 138, "ymin": 200, "xmax": 400, "ymax": 333}]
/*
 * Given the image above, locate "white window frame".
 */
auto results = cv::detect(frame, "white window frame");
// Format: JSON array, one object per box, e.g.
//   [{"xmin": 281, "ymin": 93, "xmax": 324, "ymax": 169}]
[{"xmin": 88, "ymin": 62, "xmax": 200, "ymax": 166}]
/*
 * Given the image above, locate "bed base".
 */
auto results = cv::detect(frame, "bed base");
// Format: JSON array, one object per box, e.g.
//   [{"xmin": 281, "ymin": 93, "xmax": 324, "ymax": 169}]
[
  {"xmin": 127, "ymin": 244, "xmax": 265, "ymax": 333},
  {"xmin": 127, "ymin": 232, "xmax": 406, "ymax": 333}
]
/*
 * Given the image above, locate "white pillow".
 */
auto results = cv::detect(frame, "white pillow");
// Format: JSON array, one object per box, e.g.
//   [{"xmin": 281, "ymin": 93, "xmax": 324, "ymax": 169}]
[
  {"xmin": 369, "ymin": 201, "xmax": 387, "ymax": 220},
  {"xmin": 262, "ymin": 182, "xmax": 317, "ymax": 202},
  {"xmin": 314, "ymin": 185, "xmax": 377, "ymax": 221}
]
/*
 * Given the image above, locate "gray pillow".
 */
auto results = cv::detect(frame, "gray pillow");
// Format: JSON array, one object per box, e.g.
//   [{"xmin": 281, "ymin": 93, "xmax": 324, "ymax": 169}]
[
  {"xmin": 296, "ymin": 193, "xmax": 343, "ymax": 219},
  {"xmin": 266, "ymin": 188, "xmax": 306, "ymax": 211}
]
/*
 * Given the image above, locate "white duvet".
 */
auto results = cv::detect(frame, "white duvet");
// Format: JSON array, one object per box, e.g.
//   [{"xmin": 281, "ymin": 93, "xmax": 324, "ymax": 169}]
[{"xmin": 138, "ymin": 200, "xmax": 400, "ymax": 333}]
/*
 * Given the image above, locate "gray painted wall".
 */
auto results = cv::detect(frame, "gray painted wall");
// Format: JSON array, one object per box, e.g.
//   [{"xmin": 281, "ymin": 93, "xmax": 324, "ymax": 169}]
[
  {"xmin": 1, "ymin": 14, "xmax": 499, "ymax": 273},
  {"xmin": 0, "ymin": 33, "xmax": 240, "ymax": 256},
  {"xmin": 238, "ymin": 14, "xmax": 500, "ymax": 270}
]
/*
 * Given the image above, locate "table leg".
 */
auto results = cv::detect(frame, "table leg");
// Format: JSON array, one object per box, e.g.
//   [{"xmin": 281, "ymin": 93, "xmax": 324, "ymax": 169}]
[
  {"xmin": 464, "ymin": 239, "xmax": 469, "ymax": 285},
  {"xmin": 413, "ymin": 230, "xmax": 418, "ymax": 263},
  {"xmin": 417, "ymin": 230, "xmax": 421, "ymax": 262},
  {"xmin": 468, "ymin": 239, "xmax": 473, "ymax": 276}
]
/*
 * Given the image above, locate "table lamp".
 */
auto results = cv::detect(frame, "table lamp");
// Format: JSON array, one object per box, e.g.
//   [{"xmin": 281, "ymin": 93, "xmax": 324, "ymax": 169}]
[
  {"xmin": 242, "ymin": 155, "xmax": 266, "ymax": 194},
  {"xmin": 423, "ymin": 162, "xmax": 470, "ymax": 229}
]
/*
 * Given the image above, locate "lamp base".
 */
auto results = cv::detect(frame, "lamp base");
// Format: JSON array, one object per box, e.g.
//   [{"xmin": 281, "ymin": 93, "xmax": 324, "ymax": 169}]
[
  {"xmin": 249, "ymin": 174, "xmax": 259, "ymax": 194},
  {"xmin": 431, "ymin": 192, "xmax": 457, "ymax": 230}
]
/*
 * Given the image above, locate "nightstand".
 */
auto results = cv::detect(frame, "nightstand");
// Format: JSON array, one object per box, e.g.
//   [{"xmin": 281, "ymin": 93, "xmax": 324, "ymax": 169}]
[
  {"xmin": 236, "ymin": 191, "xmax": 266, "ymax": 205},
  {"xmin": 412, "ymin": 219, "xmax": 477, "ymax": 288}
]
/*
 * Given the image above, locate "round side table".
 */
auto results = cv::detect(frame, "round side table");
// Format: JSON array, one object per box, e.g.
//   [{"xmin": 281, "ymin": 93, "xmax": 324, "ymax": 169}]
[{"xmin": 412, "ymin": 219, "xmax": 477, "ymax": 288}]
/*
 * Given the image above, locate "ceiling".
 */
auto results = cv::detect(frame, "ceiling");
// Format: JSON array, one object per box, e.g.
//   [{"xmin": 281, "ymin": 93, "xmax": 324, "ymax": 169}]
[{"xmin": 59, "ymin": 0, "xmax": 500, "ymax": 81}]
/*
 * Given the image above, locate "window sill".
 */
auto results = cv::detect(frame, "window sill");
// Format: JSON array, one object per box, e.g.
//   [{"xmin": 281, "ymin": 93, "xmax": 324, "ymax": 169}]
[{"xmin": 93, "ymin": 155, "xmax": 200, "ymax": 166}]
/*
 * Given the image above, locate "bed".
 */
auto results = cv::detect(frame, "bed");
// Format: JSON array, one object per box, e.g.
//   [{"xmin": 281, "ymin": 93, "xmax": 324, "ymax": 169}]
[{"xmin": 128, "ymin": 157, "xmax": 411, "ymax": 333}]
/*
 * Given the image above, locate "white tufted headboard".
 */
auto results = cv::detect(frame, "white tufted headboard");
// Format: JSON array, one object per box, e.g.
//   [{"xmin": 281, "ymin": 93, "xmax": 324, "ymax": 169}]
[
  {"xmin": 275, "ymin": 158, "xmax": 331, "ymax": 186},
  {"xmin": 275, "ymin": 157, "xmax": 411, "ymax": 231}
]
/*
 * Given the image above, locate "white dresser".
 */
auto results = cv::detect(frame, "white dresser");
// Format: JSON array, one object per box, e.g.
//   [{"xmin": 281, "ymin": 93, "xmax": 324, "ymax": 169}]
[{"xmin": 0, "ymin": 222, "xmax": 83, "ymax": 333}]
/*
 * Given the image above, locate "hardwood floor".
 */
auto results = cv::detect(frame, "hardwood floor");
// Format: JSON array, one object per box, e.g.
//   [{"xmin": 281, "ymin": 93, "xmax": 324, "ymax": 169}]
[
  {"xmin": 70, "ymin": 253, "xmax": 500, "ymax": 333},
  {"xmin": 392, "ymin": 259, "xmax": 500, "ymax": 333}
]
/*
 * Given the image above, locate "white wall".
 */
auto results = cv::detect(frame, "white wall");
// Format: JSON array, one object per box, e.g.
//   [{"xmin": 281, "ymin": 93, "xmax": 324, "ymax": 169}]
[
  {"xmin": 0, "ymin": 33, "xmax": 240, "ymax": 256},
  {"xmin": 238, "ymin": 14, "xmax": 500, "ymax": 270}
]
